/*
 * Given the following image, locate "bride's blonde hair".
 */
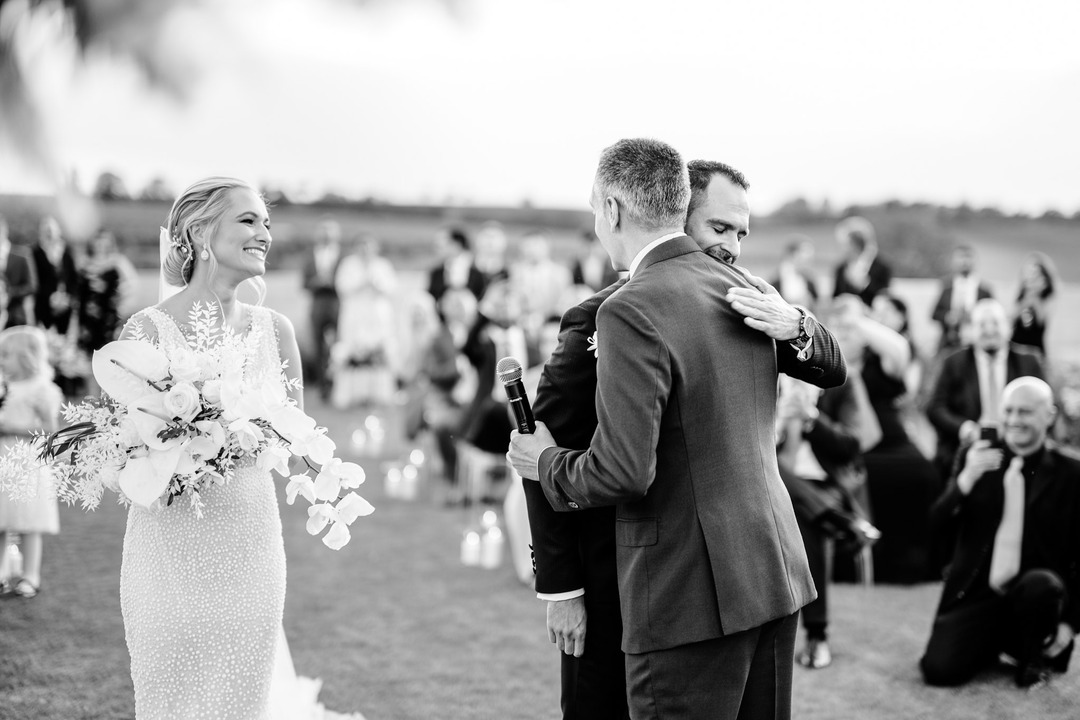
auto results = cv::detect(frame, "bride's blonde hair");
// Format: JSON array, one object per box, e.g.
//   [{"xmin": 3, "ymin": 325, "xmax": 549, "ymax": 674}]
[{"xmin": 162, "ymin": 177, "xmax": 267, "ymax": 305}]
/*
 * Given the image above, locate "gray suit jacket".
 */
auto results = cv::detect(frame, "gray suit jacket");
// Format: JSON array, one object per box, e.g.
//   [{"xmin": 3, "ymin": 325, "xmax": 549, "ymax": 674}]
[{"xmin": 538, "ymin": 235, "xmax": 817, "ymax": 654}]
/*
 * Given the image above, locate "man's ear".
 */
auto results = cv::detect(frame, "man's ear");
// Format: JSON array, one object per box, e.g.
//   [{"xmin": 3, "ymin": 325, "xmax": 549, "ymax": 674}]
[{"xmin": 604, "ymin": 196, "xmax": 620, "ymax": 232}]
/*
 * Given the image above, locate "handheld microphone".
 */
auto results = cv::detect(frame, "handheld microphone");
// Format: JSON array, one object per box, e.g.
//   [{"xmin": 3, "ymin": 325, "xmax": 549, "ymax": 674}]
[{"xmin": 496, "ymin": 357, "xmax": 535, "ymax": 434}]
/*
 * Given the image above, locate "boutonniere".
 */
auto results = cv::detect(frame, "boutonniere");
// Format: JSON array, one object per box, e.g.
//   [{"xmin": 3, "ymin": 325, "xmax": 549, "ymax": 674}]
[{"xmin": 586, "ymin": 332, "xmax": 598, "ymax": 359}]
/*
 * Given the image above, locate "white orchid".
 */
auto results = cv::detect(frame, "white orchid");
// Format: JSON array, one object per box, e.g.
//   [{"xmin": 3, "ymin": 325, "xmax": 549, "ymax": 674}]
[
  {"xmin": 322, "ymin": 521, "xmax": 351, "ymax": 550},
  {"xmin": 285, "ymin": 474, "xmax": 316, "ymax": 505},
  {"xmin": 335, "ymin": 492, "xmax": 375, "ymax": 524}
]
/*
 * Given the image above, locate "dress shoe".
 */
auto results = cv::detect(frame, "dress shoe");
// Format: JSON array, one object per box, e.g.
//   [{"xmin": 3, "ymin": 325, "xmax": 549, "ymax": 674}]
[
  {"xmin": 797, "ymin": 639, "xmax": 832, "ymax": 669},
  {"xmin": 1016, "ymin": 660, "xmax": 1051, "ymax": 688}
]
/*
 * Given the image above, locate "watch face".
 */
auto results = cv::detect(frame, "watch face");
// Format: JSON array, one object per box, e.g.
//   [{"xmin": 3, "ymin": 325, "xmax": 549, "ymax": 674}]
[{"xmin": 803, "ymin": 314, "xmax": 818, "ymax": 337}]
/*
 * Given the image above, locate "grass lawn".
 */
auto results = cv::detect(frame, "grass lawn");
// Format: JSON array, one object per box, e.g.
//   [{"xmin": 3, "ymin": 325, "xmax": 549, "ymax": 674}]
[{"xmin": 2, "ymin": 396, "xmax": 1079, "ymax": 720}]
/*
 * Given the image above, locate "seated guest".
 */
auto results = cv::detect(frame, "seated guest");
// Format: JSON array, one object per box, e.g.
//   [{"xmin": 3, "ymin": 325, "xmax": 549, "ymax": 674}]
[
  {"xmin": 921, "ymin": 377, "xmax": 1080, "ymax": 688},
  {"xmin": 775, "ymin": 374, "xmax": 881, "ymax": 669},
  {"xmin": 849, "ymin": 293, "xmax": 942, "ymax": 582},
  {"xmin": 571, "ymin": 229, "xmax": 620, "ymax": 292},
  {"xmin": 927, "ymin": 298, "xmax": 1045, "ymax": 481},
  {"xmin": 427, "ymin": 226, "xmax": 486, "ymax": 303}
]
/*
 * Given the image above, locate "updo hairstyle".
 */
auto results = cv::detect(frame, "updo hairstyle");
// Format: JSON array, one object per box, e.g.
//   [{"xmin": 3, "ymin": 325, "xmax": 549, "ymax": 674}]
[{"xmin": 161, "ymin": 177, "xmax": 260, "ymax": 288}]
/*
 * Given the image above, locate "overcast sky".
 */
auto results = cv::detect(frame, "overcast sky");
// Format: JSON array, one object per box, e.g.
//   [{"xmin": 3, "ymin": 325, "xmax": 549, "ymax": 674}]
[{"xmin": 3, "ymin": 0, "xmax": 1079, "ymax": 215}]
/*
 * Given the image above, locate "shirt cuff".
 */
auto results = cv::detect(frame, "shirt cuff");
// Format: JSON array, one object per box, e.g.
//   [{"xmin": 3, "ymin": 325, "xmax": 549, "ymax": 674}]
[
  {"xmin": 535, "ymin": 445, "xmax": 557, "ymax": 480},
  {"xmin": 537, "ymin": 589, "xmax": 585, "ymax": 602},
  {"xmin": 790, "ymin": 334, "xmax": 814, "ymax": 362}
]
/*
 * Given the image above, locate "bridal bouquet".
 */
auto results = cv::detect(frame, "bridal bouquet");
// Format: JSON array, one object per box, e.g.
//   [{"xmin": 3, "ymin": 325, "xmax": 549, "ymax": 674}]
[{"xmin": 0, "ymin": 303, "xmax": 373, "ymax": 549}]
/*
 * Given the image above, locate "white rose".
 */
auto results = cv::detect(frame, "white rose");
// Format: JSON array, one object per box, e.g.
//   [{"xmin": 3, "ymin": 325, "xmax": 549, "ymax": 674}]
[
  {"xmin": 117, "ymin": 416, "xmax": 143, "ymax": 448},
  {"xmin": 201, "ymin": 380, "xmax": 223, "ymax": 406},
  {"xmin": 163, "ymin": 382, "xmax": 202, "ymax": 422},
  {"xmin": 169, "ymin": 350, "xmax": 203, "ymax": 384}
]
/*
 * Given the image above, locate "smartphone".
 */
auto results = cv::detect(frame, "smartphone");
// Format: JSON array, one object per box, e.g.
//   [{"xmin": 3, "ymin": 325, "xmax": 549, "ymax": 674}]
[{"xmin": 979, "ymin": 425, "xmax": 999, "ymax": 444}]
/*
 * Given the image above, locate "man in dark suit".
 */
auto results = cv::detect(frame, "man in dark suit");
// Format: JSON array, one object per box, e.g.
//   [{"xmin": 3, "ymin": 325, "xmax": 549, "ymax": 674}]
[
  {"xmin": 301, "ymin": 217, "xmax": 344, "ymax": 399},
  {"xmin": 921, "ymin": 377, "xmax": 1080, "ymax": 688},
  {"xmin": 927, "ymin": 298, "xmax": 1045, "ymax": 479},
  {"xmin": 0, "ymin": 213, "xmax": 37, "ymax": 327},
  {"xmin": 31, "ymin": 215, "xmax": 78, "ymax": 333},
  {"xmin": 511, "ymin": 139, "xmax": 844, "ymax": 719},
  {"xmin": 427, "ymin": 227, "xmax": 487, "ymax": 303},
  {"xmin": 930, "ymin": 243, "xmax": 994, "ymax": 354}
]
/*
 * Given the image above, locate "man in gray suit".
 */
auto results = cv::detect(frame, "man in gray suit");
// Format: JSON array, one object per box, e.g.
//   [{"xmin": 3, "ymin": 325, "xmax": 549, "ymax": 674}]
[{"xmin": 510, "ymin": 138, "xmax": 839, "ymax": 719}]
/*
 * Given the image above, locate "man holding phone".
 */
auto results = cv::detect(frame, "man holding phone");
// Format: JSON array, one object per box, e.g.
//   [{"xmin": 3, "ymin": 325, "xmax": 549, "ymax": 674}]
[{"xmin": 921, "ymin": 377, "xmax": 1080, "ymax": 688}]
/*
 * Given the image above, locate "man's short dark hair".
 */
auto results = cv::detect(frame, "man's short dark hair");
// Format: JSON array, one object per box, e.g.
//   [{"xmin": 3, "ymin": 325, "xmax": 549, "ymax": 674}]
[
  {"xmin": 448, "ymin": 227, "xmax": 470, "ymax": 250},
  {"xmin": 686, "ymin": 160, "xmax": 749, "ymax": 218},
  {"xmin": 593, "ymin": 138, "xmax": 690, "ymax": 231}
]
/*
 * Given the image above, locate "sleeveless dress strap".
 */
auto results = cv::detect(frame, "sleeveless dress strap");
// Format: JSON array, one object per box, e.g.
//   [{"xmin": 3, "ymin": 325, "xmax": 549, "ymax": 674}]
[{"xmin": 139, "ymin": 307, "xmax": 189, "ymax": 351}]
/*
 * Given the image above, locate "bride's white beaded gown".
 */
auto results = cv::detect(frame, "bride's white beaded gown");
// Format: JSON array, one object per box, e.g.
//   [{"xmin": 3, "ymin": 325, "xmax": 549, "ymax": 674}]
[{"xmin": 120, "ymin": 306, "xmax": 286, "ymax": 720}]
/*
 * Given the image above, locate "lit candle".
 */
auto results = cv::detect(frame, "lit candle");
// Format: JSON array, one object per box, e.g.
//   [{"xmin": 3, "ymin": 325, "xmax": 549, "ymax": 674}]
[
  {"xmin": 480, "ymin": 526, "xmax": 504, "ymax": 569},
  {"xmin": 384, "ymin": 467, "xmax": 402, "ymax": 499},
  {"xmin": 481, "ymin": 509, "xmax": 498, "ymax": 530},
  {"xmin": 400, "ymin": 464, "xmax": 419, "ymax": 501},
  {"xmin": 461, "ymin": 530, "xmax": 482, "ymax": 566},
  {"xmin": 409, "ymin": 448, "xmax": 426, "ymax": 466}
]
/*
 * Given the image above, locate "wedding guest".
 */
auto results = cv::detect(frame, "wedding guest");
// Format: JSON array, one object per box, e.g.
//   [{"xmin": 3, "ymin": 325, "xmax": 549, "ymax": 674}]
[
  {"xmin": 427, "ymin": 227, "xmax": 486, "ymax": 303},
  {"xmin": 331, "ymin": 234, "xmax": 398, "ymax": 409},
  {"xmin": 571, "ymin": 229, "xmax": 620, "ymax": 292},
  {"xmin": 1011, "ymin": 251, "xmax": 1058, "ymax": 357},
  {"xmin": 474, "ymin": 221, "xmax": 510, "ymax": 286},
  {"xmin": 31, "ymin": 215, "xmax": 78, "ymax": 334},
  {"xmin": 301, "ymin": 217, "xmax": 344, "ymax": 399},
  {"xmin": 921, "ymin": 377, "xmax": 1080, "ymax": 688},
  {"xmin": 0, "ymin": 214, "xmax": 37, "ymax": 327},
  {"xmin": 509, "ymin": 231, "xmax": 572, "ymax": 337},
  {"xmin": 775, "ymin": 373, "xmax": 881, "ymax": 669},
  {"xmin": 931, "ymin": 243, "xmax": 993, "ymax": 354},
  {"xmin": 76, "ymin": 229, "xmax": 125, "ymax": 356},
  {"xmin": 418, "ymin": 288, "xmax": 478, "ymax": 498},
  {"xmin": 772, "ymin": 235, "xmax": 819, "ymax": 312},
  {"xmin": 461, "ymin": 279, "xmax": 531, "ymax": 459},
  {"xmin": 927, "ymin": 298, "xmax": 1045, "ymax": 481},
  {"xmin": 835, "ymin": 293, "xmax": 941, "ymax": 582},
  {"xmin": 0, "ymin": 326, "xmax": 63, "ymax": 599},
  {"xmin": 831, "ymin": 216, "xmax": 891, "ymax": 306}
]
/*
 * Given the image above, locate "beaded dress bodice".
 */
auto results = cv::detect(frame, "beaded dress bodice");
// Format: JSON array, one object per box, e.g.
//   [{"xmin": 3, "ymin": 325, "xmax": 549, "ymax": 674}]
[{"xmin": 120, "ymin": 304, "xmax": 287, "ymax": 720}]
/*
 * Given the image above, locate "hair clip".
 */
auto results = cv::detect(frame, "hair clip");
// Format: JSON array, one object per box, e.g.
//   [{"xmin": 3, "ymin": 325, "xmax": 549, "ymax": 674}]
[{"xmin": 160, "ymin": 226, "xmax": 189, "ymax": 255}]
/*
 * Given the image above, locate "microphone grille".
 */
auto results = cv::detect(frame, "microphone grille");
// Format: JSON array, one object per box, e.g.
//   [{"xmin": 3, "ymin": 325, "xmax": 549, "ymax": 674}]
[{"xmin": 496, "ymin": 356, "xmax": 523, "ymax": 384}]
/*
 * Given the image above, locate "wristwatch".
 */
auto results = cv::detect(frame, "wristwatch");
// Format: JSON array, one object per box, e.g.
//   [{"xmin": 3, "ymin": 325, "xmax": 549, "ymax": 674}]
[{"xmin": 790, "ymin": 306, "xmax": 817, "ymax": 362}]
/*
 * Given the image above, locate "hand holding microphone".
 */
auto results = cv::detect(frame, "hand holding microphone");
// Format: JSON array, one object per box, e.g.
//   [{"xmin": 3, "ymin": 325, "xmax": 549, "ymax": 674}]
[{"xmin": 500, "ymin": 356, "xmax": 555, "ymax": 480}]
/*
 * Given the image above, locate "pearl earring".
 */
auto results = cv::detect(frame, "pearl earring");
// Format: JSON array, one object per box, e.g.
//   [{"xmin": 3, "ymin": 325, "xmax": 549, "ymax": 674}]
[{"xmin": 200, "ymin": 247, "xmax": 210, "ymax": 261}]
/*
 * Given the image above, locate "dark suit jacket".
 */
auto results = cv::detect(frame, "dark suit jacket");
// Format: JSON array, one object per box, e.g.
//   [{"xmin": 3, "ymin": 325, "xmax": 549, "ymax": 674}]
[
  {"xmin": 301, "ymin": 246, "xmax": 343, "ymax": 299},
  {"xmin": 31, "ymin": 244, "xmax": 79, "ymax": 331},
  {"xmin": 832, "ymin": 256, "xmax": 891, "ymax": 306},
  {"xmin": 537, "ymin": 236, "xmax": 845, "ymax": 654},
  {"xmin": 3, "ymin": 247, "xmax": 37, "ymax": 327},
  {"xmin": 929, "ymin": 442, "xmax": 1080, "ymax": 630},
  {"xmin": 428, "ymin": 262, "xmax": 487, "ymax": 302},
  {"xmin": 930, "ymin": 276, "xmax": 994, "ymax": 349},
  {"xmin": 927, "ymin": 345, "xmax": 1045, "ymax": 469}
]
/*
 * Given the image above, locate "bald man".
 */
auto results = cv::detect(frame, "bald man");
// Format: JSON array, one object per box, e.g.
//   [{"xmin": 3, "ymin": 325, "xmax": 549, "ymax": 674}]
[
  {"xmin": 921, "ymin": 377, "xmax": 1080, "ymax": 688},
  {"xmin": 927, "ymin": 298, "xmax": 1045, "ymax": 479}
]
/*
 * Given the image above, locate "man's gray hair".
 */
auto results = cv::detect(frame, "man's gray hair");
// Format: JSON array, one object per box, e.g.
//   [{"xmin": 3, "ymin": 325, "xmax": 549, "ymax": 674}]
[{"xmin": 594, "ymin": 138, "xmax": 690, "ymax": 231}]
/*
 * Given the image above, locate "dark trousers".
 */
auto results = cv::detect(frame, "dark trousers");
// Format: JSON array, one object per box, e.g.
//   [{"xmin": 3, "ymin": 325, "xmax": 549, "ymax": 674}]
[
  {"xmin": 920, "ymin": 569, "xmax": 1072, "ymax": 686},
  {"xmin": 625, "ymin": 611, "xmax": 799, "ymax": 720},
  {"xmin": 799, "ymin": 521, "xmax": 828, "ymax": 640},
  {"xmin": 560, "ymin": 599, "xmax": 628, "ymax": 720},
  {"xmin": 308, "ymin": 294, "xmax": 338, "ymax": 390}
]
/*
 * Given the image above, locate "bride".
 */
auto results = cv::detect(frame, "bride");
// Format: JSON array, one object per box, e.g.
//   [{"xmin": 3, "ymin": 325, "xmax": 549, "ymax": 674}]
[{"xmin": 120, "ymin": 177, "xmax": 362, "ymax": 719}]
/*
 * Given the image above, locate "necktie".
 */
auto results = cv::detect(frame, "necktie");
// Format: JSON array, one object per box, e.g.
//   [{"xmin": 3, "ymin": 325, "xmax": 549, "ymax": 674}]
[
  {"xmin": 982, "ymin": 351, "xmax": 1002, "ymax": 424},
  {"xmin": 989, "ymin": 455, "xmax": 1025, "ymax": 592}
]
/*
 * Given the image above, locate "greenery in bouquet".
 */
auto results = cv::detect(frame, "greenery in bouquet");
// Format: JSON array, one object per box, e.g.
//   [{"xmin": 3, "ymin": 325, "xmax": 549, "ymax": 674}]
[{"xmin": 0, "ymin": 303, "xmax": 373, "ymax": 549}]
